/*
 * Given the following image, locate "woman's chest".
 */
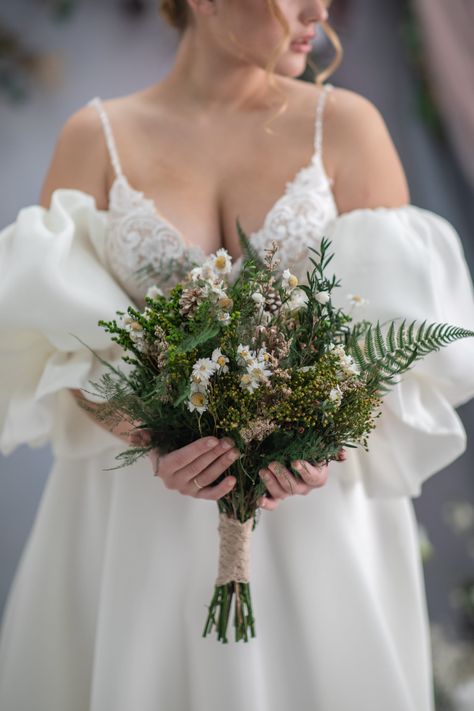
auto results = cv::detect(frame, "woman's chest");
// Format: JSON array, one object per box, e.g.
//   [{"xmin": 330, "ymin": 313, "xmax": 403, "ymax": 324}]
[{"xmin": 104, "ymin": 162, "xmax": 339, "ymax": 307}]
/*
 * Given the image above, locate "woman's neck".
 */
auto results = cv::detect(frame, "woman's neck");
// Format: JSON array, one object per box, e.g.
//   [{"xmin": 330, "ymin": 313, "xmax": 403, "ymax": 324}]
[{"xmin": 157, "ymin": 29, "xmax": 288, "ymax": 116}]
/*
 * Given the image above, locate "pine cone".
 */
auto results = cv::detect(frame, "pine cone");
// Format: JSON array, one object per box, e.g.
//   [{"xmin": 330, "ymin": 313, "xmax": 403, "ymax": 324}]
[
  {"xmin": 179, "ymin": 285, "xmax": 204, "ymax": 317},
  {"xmin": 265, "ymin": 286, "xmax": 282, "ymax": 313}
]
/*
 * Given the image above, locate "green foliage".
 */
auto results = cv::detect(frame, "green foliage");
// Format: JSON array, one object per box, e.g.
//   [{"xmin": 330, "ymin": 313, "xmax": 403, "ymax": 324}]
[{"xmin": 346, "ymin": 319, "xmax": 474, "ymax": 396}]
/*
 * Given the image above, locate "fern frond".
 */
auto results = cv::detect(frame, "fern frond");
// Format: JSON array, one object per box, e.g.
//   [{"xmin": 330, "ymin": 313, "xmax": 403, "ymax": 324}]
[
  {"xmin": 347, "ymin": 320, "xmax": 474, "ymax": 395},
  {"xmin": 236, "ymin": 217, "xmax": 266, "ymax": 269}
]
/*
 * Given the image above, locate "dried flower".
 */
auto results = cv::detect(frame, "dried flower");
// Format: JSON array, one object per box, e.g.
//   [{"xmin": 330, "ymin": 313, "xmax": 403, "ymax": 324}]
[{"xmin": 239, "ymin": 417, "xmax": 277, "ymax": 444}]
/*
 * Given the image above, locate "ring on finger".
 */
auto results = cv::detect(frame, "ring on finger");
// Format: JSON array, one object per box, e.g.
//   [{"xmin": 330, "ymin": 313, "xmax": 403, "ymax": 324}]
[{"xmin": 193, "ymin": 474, "xmax": 205, "ymax": 491}]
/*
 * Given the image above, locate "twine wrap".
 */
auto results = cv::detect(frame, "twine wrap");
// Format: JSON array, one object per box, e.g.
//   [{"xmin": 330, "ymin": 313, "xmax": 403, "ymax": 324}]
[{"xmin": 215, "ymin": 514, "xmax": 253, "ymax": 586}]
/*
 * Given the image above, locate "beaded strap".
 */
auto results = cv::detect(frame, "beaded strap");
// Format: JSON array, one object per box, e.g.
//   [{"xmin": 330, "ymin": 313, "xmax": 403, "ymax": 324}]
[{"xmin": 88, "ymin": 96, "xmax": 124, "ymax": 179}]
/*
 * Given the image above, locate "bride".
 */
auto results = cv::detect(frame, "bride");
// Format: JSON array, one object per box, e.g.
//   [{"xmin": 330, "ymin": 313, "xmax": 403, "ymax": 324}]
[{"xmin": 1, "ymin": 1, "xmax": 474, "ymax": 709}]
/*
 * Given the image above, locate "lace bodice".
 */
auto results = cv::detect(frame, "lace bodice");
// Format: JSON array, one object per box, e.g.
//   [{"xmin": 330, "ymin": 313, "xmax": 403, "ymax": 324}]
[{"xmin": 88, "ymin": 83, "xmax": 338, "ymax": 306}]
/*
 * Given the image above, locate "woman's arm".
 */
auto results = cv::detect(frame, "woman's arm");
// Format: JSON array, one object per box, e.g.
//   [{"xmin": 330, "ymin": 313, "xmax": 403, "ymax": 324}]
[
  {"xmin": 39, "ymin": 105, "xmax": 137, "ymax": 443},
  {"xmin": 328, "ymin": 88, "xmax": 411, "ymax": 213}
]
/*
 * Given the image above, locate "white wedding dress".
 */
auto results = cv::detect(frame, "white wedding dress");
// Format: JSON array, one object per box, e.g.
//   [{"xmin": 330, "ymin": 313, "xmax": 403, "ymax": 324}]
[{"xmin": 1, "ymin": 82, "xmax": 474, "ymax": 711}]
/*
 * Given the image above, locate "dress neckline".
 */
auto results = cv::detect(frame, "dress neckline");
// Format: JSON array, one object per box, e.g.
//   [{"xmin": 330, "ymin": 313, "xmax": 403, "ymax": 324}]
[
  {"xmin": 108, "ymin": 151, "xmax": 336, "ymax": 257},
  {"xmin": 103, "ymin": 82, "xmax": 337, "ymax": 257}
]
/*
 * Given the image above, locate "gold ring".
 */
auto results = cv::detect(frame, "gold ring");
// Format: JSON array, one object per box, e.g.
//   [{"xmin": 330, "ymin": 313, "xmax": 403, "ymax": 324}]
[{"xmin": 193, "ymin": 475, "xmax": 204, "ymax": 491}]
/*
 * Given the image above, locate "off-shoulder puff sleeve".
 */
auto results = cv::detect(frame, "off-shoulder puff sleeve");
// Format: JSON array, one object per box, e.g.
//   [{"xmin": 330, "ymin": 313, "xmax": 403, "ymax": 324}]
[
  {"xmin": 0, "ymin": 189, "xmax": 133, "ymax": 459},
  {"xmin": 319, "ymin": 205, "xmax": 474, "ymax": 498}
]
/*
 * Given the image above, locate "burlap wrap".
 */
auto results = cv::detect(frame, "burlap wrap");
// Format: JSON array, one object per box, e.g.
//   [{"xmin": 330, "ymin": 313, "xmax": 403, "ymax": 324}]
[{"xmin": 215, "ymin": 514, "xmax": 253, "ymax": 586}]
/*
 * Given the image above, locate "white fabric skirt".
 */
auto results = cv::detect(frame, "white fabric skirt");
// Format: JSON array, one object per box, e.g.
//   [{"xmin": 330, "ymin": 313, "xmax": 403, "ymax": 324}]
[{"xmin": 0, "ymin": 442, "xmax": 434, "ymax": 711}]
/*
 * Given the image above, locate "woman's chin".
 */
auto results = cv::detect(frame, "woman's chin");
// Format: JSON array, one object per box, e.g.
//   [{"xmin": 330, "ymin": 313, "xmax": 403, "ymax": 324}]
[{"xmin": 274, "ymin": 55, "xmax": 309, "ymax": 79}]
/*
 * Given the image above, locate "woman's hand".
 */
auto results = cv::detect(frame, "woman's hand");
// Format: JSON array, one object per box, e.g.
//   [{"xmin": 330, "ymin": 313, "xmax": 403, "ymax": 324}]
[
  {"xmin": 257, "ymin": 448, "xmax": 347, "ymax": 511},
  {"xmin": 150, "ymin": 436, "xmax": 241, "ymax": 500},
  {"xmin": 130, "ymin": 429, "xmax": 240, "ymax": 501}
]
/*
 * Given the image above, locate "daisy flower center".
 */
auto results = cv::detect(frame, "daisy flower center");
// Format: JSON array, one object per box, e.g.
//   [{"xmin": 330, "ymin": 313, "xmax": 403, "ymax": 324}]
[{"xmin": 190, "ymin": 392, "xmax": 206, "ymax": 407}]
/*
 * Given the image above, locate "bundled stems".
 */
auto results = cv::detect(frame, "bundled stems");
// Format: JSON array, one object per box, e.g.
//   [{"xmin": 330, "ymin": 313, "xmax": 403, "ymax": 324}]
[
  {"xmin": 203, "ymin": 581, "xmax": 255, "ymax": 643},
  {"xmin": 202, "ymin": 513, "xmax": 256, "ymax": 643}
]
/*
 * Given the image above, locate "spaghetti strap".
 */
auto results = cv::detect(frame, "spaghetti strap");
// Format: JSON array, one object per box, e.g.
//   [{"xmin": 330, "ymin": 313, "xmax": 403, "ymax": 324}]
[
  {"xmin": 88, "ymin": 96, "xmax": 124, "ymax": 179},
  {"xmin": 314, "ymin": 82, "xmax": 333, "ymax": 162}
]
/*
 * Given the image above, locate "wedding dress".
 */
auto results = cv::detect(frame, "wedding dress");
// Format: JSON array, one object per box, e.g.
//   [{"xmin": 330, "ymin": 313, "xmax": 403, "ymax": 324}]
[{"xmin": 1, "ymin": 82, "xmax": 474, "ymax": 711}]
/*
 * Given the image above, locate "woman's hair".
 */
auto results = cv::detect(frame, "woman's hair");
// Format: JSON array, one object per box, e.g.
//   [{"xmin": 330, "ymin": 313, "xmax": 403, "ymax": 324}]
[
  {"xmin": 160, "ymin": 0, "xmax": 191, "ymax": 32},
  {"xmin": 159, "ymin": 0, "xmax": 343, "ymax": 131}
]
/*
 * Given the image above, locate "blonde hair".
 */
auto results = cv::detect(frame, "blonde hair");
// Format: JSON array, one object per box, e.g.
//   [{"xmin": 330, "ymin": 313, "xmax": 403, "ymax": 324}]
[{"xmin": 159, "ymin": 0, "xmax": 343, "ymax": 132}]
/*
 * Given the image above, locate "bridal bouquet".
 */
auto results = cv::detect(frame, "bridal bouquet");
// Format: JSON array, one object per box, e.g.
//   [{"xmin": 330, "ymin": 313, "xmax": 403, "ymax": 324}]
[{"xmin": 85, "ymin": 225, "xmax": 474, "ymax": 644}]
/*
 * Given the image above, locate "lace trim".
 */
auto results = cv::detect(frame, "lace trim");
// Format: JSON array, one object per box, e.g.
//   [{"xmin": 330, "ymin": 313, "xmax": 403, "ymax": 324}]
[{"xmin": 96, "ymin": 83, "xmax": 338, "ymax": 304}]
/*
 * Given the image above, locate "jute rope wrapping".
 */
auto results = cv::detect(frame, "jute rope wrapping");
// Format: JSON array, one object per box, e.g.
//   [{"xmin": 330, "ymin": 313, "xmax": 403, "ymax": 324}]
[{"xmin": 216, "ymin": 514, "xmax": 253, "ymax": 586}]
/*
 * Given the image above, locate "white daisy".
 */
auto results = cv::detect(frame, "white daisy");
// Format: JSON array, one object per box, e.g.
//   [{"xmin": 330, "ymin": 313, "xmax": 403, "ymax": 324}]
[
  {"xmin": 247, "ymin": 361, "xmax": 272, "ymax": 382},
  {"xmin": 188, "ymin": 266, "xmax": 204, "ymax": 282},
  {"xmin": 347, "ymin": 293, "xmax": 369, "ymax": 307},
  {"xmin": 191, "ymin": 357, "xmax": 217, "ymax": 382},
  {"xmin": 281, "ymin": 268, "xmax": 298, "ymax": 292},
  {"xmin": 239, "ymin": 373, "xmax": 260, "ymax": 393},
  {"xmin": 256, "ymin": 346, "xmax": 271, "ymax": 363},
  {"xmin": 209, "ymin": 248, "xmax": 232, "ymax": 276},
  {"xmin": 237, "ymin": 344, "xmax": 255, "ymax": 365},
  {"xmin": 211, "ymin": 347, "xmax": 230, "ymax": 373},
  {"xmin": 187, "ymin": 386, "xmax": 209, "ymax": 414}
]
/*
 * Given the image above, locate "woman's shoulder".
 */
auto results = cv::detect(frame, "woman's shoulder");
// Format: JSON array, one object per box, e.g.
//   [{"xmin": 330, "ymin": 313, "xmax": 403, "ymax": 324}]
[
  {"xmin": 313, "ymin": 83, "xmax": 411, "ymax": 212},
  {"xmin": 39, "ymin": 99, "xmax": 115, "ymax": 210}
]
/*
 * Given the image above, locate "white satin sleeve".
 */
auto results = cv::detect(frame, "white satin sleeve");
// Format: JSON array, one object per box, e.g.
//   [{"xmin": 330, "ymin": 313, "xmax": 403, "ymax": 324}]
[
  {"xmin": 0, "ymin": 189, "xmax": 133, "ymax": 459},
  {"xmin": 318, "ymin": 204, "xmax": 474, "ymax": 498}
]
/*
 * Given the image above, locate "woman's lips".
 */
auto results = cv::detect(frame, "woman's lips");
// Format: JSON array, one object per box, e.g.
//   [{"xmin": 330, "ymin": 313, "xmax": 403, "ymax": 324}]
[{"xmin": 290, "ymin": 40, "xmax": 313, "ymax": 53}]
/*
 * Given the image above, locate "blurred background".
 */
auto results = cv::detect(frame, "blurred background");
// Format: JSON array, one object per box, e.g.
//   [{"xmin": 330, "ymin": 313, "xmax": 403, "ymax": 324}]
[{"xmin": 0, "ymin": 0, "xmax": 473, "ymax": 707}]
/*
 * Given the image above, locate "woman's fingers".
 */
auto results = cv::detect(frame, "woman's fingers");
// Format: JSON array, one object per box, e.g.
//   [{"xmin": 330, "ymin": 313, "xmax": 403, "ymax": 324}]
[
  {"xmin": 178, "ymin": 446, "xmax": 240, "ymax": 493},
  {"xmin": 257, "ymin": 494, "xmax": 281, "ymax": 511},
  {"xmin": 151, "ymin": 436, "xmax": 240, "ymax": 501},
  {"xmin": 292, "ymin": 459, "xmax": 329, "ymax": 488},
  {"xmin": 180, "ymin": 438, "xmax": 238, "ymax": 486},
  {"xmin": 194, "ymin": 473, "xmax": 237, "ymax": 501},
  {"xmin": 150, "ymin": 436, "xmax": 231, "ymax": 480},
  {"xmin": 164, "ymin": 435, "xmax": 221, "ymax": 473},
  {"xmin": 258, "ymin": 459, "xmax": 329, "ymax": 509},
  {"xmin": 268, "ymin": 461, "xmax": 312, "ymax": 495}
]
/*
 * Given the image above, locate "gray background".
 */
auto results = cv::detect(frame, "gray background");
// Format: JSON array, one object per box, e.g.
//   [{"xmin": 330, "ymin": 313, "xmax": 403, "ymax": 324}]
[{"xmin": 1, "ymin": 0, "xmax": 473, "ymax": 642}]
